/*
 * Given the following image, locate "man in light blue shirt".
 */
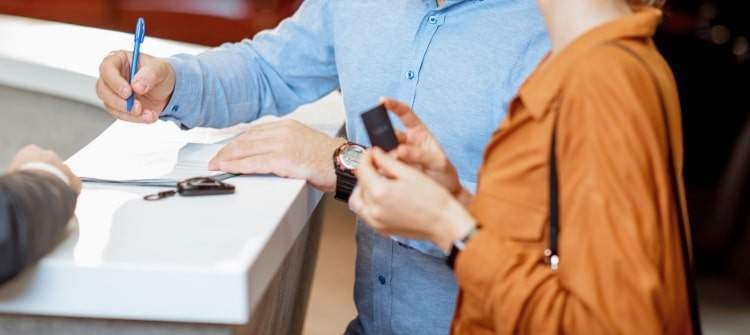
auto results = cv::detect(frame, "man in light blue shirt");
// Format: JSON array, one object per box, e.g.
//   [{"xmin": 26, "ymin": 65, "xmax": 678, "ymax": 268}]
[{"xmin": 96, "ymin": 0, "xmax": 548, "ymax": 333}]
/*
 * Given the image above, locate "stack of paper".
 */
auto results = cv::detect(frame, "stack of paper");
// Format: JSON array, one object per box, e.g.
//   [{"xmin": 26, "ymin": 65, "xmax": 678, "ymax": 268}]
[
  {"xmin": 67, "ymin": 121, "xmax": 246, "ymax": 187},
  {"xmin": 77, "ymin": 142, "xmax": 236, "ymax": 187},
  {"xmin": 67, "ymin": 92, "xmax": 347, "ymax": 187}
]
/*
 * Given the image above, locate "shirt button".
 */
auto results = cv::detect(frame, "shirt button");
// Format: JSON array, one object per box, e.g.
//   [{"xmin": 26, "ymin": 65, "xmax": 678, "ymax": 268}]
[
  {"xmin": 407, "ymin": 70, "xmax": 416, "ymax": 80},
  {"xmin": 171, "ymin": 105, "xmax": 180, "ymax": 112},
  {"xmin": 378, "ymin": 275, "xmax": 386, "ymax": 285},
  {"xmin": 428, "ymin": 16, "xmax": 438, "ymax": 24}
]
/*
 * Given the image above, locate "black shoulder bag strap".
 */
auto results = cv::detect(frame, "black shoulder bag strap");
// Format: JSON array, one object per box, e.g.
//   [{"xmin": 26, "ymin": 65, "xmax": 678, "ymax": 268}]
[{"xmin": 545, "ymin": 42, "xmax": 702, "ymax": 334}]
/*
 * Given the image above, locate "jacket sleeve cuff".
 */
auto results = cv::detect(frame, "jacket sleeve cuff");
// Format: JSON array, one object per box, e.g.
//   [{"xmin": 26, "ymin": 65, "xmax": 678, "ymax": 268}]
[
  {"xmin": 19, "ymin": 163, "xmax": 70, "ymax": 186},
  {"xmin": 160, "ymin": 55, "xmax": 203, "ymax": 130}
]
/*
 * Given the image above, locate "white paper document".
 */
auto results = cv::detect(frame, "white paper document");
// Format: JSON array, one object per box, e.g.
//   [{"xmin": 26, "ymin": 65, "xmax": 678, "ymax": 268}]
[
  {"xmin": 76, "ymin": 142, "xmax": 234, "ymax": 187},
  {"xmin": 66, "ymin": 96, "xmax": 346, "ymax": 187},
  {"xmin": 67, "ymin": 121, "xmax": 244, "ymax": 187}
]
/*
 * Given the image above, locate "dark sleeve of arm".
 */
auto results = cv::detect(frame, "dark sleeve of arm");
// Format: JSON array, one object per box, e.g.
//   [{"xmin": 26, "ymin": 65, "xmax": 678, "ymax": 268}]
[{"xmin": 0, "ymin": 171, "xmax": 77, "ymax": 284}]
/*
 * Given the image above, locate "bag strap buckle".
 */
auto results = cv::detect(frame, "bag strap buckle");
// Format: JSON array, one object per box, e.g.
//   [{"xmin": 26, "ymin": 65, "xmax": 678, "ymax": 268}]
[{"xmin": 544, "ymin": 249, "xmax": 559, "ymax": 271}]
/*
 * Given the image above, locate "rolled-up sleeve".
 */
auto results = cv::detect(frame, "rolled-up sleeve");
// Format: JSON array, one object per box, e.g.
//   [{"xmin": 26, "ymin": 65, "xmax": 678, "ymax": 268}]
[{"xmin": 161, "ymin": 0, "xmax": 340, "ymax": 129}]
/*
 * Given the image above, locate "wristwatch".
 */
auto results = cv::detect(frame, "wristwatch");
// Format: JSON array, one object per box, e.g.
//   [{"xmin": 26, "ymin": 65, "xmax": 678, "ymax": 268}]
[
  {"xmin": 333, "ymin": 142, "xmax": 366, "ymax": 202},
  {"xmin": 447, "ymin": 225, "xmax": 480, "ymax": 269}
]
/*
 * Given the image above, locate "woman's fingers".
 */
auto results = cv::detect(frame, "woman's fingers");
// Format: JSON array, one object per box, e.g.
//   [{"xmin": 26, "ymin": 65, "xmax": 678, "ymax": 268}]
[
  {"xmin": 357, "ymin": 148, "xmax": 418, "ymax": 200},
  {"xmin": 371, "ymin": 147, "xmax": 414, "ymax": 179},
  {"xmin": 395, "ymin": 145, "xmax": 428, "ymax": 167},
  {"xmin": 350, "ymin": 187, "xmax": 374, "ymax": 224},
  {"xmin": 395, "ymin": 129, "xmax": 407, "ymax": 144},
  {"xmin": 354, "ymin": 151, "xmax": 381, "ymax": 187},
  {"xmin": 355, "ymin": 150, "xmax": 394, "ymax": 202},
  {"xmin": 350, "ymin": 185, "xmax": 389, "ymax": 233},
  {"xmin": 380, "ymin": 97, "xmax": 424, "ymax": 128},
  {"xmin": 349, "ymin": 186, "xmax": 365, "ymax": 214}
]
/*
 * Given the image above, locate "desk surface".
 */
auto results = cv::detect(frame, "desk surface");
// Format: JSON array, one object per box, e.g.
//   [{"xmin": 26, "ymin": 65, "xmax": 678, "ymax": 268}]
[
  {"xmin": 0, "ymin": 14, "xmax": 205, "ymax": 106},
  {"xmin": 0, "ymin": 15, "xmax": 346, "ymax": 324}
]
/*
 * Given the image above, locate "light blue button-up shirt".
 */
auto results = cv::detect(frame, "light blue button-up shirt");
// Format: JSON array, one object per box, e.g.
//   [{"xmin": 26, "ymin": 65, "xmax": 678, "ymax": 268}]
[{"xmin": 161, "ymin": 0, "xmax": 548, "ymax": 333}]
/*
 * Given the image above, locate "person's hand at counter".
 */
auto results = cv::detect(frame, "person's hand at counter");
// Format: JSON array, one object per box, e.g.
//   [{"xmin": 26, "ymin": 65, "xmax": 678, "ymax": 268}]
[
  {"xmin": 208, "ymin": 119, "xmax": 348, "ymax": 192},
  {"xmin": 349, "ymin": 148, "xmax": 476, "ymax": 253},
  {"xmin": 8, "ymin": 145, "xmax": 81, "ymax": 194},
  {"xmin": 96, "ymin": 50, "xmax": 175, "ymax": 124},
  {"xmin": 382, "ymin": 98, "xmax": 471, "ymax": 205},
  {"xmin": 1, "ymin": 145, "xmax": 80, "ymax": 284}
]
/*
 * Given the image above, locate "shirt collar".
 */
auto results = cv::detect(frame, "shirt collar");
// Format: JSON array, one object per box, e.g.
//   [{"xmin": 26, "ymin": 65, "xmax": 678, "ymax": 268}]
[
  {"xmin": 425, "ymin": 0, "xmax": 475, "ymax": 10},
  {"xmin": 518, "ymin": 8, "xmax": 663, "ymax": 119}
]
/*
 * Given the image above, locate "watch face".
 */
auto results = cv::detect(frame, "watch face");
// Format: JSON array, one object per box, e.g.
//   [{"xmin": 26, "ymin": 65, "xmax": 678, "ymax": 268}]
[{"xmin": 340, "ymin": 144, "xmax": 365, "ymax": 170}]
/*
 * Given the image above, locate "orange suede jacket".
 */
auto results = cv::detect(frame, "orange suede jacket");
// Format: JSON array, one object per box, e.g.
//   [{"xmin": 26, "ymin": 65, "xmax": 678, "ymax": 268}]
[{"xmin": 452, "ymin": 9, "xmax": 693, "ymax": 334}]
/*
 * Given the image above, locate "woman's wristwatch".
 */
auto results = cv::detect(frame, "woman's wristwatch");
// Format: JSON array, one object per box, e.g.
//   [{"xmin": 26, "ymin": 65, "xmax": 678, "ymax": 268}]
[
  {"xmin": 333, "ymin": 142, "xmax": 366, "ymax": 202},
  {"xmin": 447, "ymin": 225, "xmax": 480, "ymax": 269}
]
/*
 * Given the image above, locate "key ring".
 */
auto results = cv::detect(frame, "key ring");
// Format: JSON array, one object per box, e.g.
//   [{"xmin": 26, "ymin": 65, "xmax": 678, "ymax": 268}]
[
  {"xmin": 143, "ymin": 177, "xmax": 235, "ymax": 201},
  {"xmin": 143, "ymin": 190, "xmax": 177, "ymax": 201}
]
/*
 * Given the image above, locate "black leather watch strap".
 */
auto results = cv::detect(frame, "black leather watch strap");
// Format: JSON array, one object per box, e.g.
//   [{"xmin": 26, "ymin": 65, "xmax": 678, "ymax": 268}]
[
  {"xmin": 333, "ymin": 142, "xmax": 363, "ymax": 202},
  {"xmin": 334, "ymin": 168, "xmax": 357, "ymax": 202}
]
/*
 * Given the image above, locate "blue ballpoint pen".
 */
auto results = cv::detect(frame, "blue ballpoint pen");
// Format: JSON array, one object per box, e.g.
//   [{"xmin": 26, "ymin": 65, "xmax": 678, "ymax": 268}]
[{"xmin": 126, "ymin": 17, "xmax": 146, "ymax": 113}]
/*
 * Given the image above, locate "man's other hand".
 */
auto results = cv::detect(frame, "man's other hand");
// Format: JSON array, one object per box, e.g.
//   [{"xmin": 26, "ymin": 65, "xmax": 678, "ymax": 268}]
[
  {"xmin": 96, "ymin": 50, "xmax": 176, "ymax": 124},
  {"xmin": 8, "ymin": 145, "xmax": 82, "ymax": 194},
  {"xmin": 209, "ymin": 119, "xmax": 347, "ymax": 192}
]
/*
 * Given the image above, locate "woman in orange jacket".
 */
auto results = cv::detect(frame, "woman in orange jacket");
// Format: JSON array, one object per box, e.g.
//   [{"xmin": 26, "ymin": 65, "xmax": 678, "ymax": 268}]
[{"xmin": 349, "ymin": 0, "xmax": 700, "ymax": 333}]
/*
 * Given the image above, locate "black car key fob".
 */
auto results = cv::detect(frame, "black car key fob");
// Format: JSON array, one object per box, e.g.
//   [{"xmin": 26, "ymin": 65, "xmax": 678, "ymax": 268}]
[
  {"xmin": 361, "ymin": 104, "xmax": 399, "ymax": 151},
  {"xmin": 177, "ymin": 177, "xmax": 236, "ymax": 196},
  {"xmin": 144, "ymin": 177, "xmax": 235, "ymax": 201}
]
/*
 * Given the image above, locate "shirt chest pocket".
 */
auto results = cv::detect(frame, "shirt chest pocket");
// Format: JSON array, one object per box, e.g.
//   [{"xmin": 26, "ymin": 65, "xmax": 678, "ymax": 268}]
[{"xmin": 470, "ymin": 193, "xmax": 548, "ymax": 242}]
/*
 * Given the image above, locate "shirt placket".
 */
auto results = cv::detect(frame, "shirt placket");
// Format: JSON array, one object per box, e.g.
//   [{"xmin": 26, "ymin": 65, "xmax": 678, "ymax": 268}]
[
  {"xmin": 396, "ymin": 11, "xmax": 446, "ymax": 108},
  {"xmin": 373, "ymin": 9, "xmax": 446, "ymax": 335}
]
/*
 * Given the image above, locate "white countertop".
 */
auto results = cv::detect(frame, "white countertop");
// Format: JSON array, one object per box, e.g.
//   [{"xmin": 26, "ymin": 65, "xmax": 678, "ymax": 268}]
[
  {"xmin": 0, "ymin": 14, "xmax": 206, "ymax": 106},
  {"xmin": 0, "ymin": 15, "xmax": 346, "ymax": 324}
]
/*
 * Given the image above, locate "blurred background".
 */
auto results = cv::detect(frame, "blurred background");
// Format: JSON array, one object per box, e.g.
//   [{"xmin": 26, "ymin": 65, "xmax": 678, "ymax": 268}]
[
  {"xmin": 0, "ymin": 0, "xmax": 747, "ymax": 334},
  {"xmin": 654, "ymin": 1, "xmax": 750, "ymax": 333},
  {"xmin": 0, "ymin": 0, "xmax": 302, "ymax": 46}
]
